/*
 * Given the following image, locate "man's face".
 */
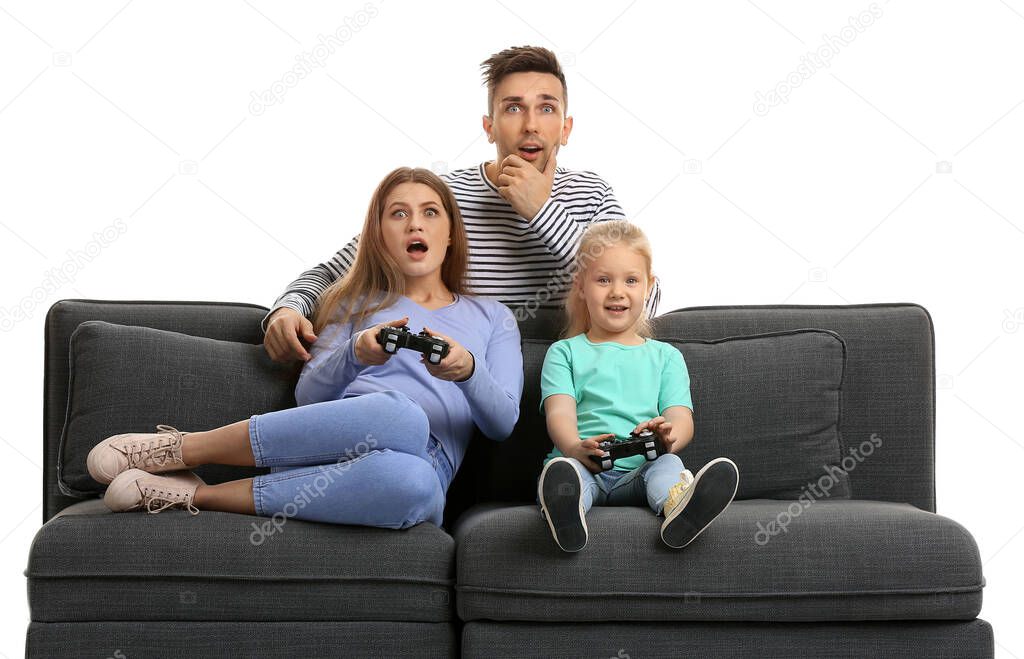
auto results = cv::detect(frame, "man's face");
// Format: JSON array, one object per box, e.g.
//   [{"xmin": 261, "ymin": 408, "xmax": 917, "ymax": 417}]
[{"xmin": 482, "ymin": 71, "xmax": 573, "ymax": 172}]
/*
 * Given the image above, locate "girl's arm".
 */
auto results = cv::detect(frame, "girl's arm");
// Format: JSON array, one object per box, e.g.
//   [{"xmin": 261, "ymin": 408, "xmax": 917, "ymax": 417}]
[
  {"xmin": 666, "ymin": 405, "xmax": 694, "ymax": 453},
  {"xmin": 637, "ymin": 343, "xmax": 696, "ymax": 453},
  {"xmin": 641, "ymin": 405, "xmax": 695, "ymax": 454},
  {"xmin": 545, "ymin": 394, "xmax": 611, "ymax": 471},
  {"xmin": 544, "ymin": 394, "xmax": 582, "ymax": 454}
]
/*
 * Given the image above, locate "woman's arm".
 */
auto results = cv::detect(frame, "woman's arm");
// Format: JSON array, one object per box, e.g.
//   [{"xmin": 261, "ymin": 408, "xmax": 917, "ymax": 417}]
[
  {"xmin": 451, "ymin": 305, "xmax": 524, "ymax": 441},
  {"xmin": 293, "ymin": 321, "xmax": 367, "ymax": 406}
]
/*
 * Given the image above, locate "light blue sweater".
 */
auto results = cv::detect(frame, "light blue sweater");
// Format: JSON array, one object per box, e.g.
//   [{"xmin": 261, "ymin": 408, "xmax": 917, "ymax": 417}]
[{"xmin": 295, "ymin": 294, "xmax": 524, "ymax": 474}]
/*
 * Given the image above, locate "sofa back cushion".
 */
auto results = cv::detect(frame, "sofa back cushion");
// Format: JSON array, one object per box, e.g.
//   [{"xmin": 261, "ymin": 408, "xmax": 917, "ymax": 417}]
[
  {"xmin": 468, "ymin": 328, "xmax": 848, "ymax": 503},
  {"xmin": 58, "ymin": 321, "xmax": 298, "ymax": 496}
]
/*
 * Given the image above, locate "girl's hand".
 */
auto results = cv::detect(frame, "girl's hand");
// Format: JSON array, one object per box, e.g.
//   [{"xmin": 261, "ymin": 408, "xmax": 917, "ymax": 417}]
[
  {"xmin": 567, "ymin": 434, "xmax": 615, "ymax": 474},
  {"xmin": 354, "ymin": 317, "xmax": 408, "ymax": 366},
  {"xmin": 634, "ymin": 416, "xmax": 681, "ymax": 453},
  {"xmin": 420, "ymin": 326, "xmax": 475, "ymax": 382}
]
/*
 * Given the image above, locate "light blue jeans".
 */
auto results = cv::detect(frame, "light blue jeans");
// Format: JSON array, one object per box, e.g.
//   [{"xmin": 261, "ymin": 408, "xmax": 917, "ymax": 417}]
[
  {"xmin": 539, "ymin": 453, "xmax": 686, "ymax": 515},
  {"xmin": 247, "ymin": 390, "xmax": 452, "ymax": 529}
]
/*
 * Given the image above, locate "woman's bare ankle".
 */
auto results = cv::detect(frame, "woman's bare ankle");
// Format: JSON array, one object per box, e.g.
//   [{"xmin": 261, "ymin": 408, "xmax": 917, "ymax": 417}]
[{"xmin": 181, "ymin": 432, "xmax": 207, "ymax": 465}]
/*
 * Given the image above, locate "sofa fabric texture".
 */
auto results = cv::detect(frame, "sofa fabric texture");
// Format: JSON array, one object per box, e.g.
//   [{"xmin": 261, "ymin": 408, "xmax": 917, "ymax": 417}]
[{"xmin": 28, "ymin": 300, "xmax": 989, "ymax": 658}]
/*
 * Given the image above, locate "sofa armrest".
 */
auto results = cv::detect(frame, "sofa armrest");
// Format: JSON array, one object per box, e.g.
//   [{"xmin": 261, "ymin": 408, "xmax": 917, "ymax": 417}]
[{"xmin": 43, "ymin": 299, "xmax": 270, "ymax": 521}]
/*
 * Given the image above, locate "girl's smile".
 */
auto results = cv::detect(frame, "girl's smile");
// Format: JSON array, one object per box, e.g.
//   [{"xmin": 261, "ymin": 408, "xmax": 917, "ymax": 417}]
[{"xmin": 577, "ymin": 244, "xmax": 653, "ymax": 344}]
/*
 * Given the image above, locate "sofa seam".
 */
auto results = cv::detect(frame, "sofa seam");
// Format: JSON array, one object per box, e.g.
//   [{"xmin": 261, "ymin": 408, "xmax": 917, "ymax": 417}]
[{"xmin": 453, "ymin": 583, "xmax": 986, "ymax": 597}]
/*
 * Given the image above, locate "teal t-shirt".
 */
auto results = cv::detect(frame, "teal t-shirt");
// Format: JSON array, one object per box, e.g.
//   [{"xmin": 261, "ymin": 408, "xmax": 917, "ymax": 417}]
[{"xmin": 540, "ymin": 334, "xmax": 693, "ymax": 472}]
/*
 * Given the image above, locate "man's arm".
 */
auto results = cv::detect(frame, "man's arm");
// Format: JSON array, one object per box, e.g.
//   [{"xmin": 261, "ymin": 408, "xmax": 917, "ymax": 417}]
[
  {"xmin": 645, "ymin": 277, "xmax": 662, "ymax": 318},
  {"xmin": 528, "ymin": 175, "xmax": 665, "ymax": 316},
  {"xmin": 262, "ymin": 235, "xmax": 359, "ymax": 331},
  {"xmin": 262, "ymin": 235, "xmax": 359, "ymax": 362},
  {"xmin": 528, "ymin": 175, "xmax": 625, "ymax": 272}
]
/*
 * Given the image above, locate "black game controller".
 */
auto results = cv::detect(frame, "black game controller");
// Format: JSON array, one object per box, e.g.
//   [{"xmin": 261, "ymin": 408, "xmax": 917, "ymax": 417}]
[
  {"xmin": 590, "ymin": 429, "xmax": 666, "ymax": 471},
  {"xmin": 376, "ymin": 325, "xmax": 451, "ymax": 365}
]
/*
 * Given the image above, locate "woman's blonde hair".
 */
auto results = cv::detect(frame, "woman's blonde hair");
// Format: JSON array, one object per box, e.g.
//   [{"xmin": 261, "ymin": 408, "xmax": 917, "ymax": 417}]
[
  {"xmin": 563, "ymin": 220, "xmax": 655, "ymax": 339},
  {"xmin": 312, "ymin": 167, "xmax": 469, "ymax": 333}
]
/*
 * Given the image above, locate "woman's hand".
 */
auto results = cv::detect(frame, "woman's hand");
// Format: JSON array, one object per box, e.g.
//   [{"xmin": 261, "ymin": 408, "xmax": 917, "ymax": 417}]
[
  {"xmin": 565, "ymin": 434, "xmax": 615, "ymax": 474},
  {"xmin": 420, "ymin": 326, "xmax": 475, "ymax": 382},
  {"xmin": 354, "ymin": 317, "xmax": 409, "ymax": 366}
]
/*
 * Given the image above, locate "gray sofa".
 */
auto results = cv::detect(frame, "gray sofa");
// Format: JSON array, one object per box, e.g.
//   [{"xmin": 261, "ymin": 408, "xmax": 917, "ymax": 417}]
[{"xmin": 26, "ymin": 299, "xmax": 994, "ymax": 658}]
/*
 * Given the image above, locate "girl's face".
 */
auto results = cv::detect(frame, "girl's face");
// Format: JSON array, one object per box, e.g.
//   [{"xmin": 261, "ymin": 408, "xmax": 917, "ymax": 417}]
[
  {"xmin": 380, "ymin": 182, "xmax": 451, "ymax": 282},
  {"xmin": 577, "ymin": 244, "xmax": 653, "ymax": 339}
]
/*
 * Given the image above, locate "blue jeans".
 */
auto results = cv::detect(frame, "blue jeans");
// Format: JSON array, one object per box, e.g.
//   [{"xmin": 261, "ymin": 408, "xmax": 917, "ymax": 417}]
[
  {"xmin": 538, "ymin": 453, "xmax": 686, "ymax": 515},
  {"xmin": 248, "ymin": 390, "xmax": 452, "ymax": 529}
]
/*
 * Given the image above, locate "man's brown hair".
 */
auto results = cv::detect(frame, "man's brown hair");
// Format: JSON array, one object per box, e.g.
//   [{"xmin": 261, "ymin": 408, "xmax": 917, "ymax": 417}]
[{"xmin": 481, "ymin": 45, "xmax": 567, "ymax": 116}]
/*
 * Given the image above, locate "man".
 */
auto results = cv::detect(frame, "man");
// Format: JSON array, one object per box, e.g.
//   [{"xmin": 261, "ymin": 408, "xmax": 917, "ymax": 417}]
[{"xmin": 264, "ymin": 45, "xmax": 660, "ymax": 362}]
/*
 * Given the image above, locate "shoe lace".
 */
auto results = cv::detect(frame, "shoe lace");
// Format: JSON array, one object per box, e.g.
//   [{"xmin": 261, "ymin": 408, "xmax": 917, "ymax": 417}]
[
  {"xmin": 139, "ymin": 483, "xmax": 199, "ymax": 516},
  {"xmin": 125, "ymin": 425, "xmax": 185, "ymax": 469},
  {"xmin": 665, "ymin": 471, "xmax": 694, "ymax": 511}
]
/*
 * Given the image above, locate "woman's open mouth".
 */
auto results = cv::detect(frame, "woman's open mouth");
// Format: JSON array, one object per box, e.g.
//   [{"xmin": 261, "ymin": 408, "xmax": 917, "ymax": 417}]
[{"xmin": 406, "ymin": 241, "xmax": 428, "ymax": 260}]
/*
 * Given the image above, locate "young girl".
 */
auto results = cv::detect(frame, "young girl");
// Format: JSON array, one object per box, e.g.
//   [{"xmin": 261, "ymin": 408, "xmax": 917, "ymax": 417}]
[
  {"xmin": 87, "ymin": 167, "xmax": 523, "ymax": 529},
  {"xmin": 537, "ymin": 220, "xmax": 738, "ymax": 551}
]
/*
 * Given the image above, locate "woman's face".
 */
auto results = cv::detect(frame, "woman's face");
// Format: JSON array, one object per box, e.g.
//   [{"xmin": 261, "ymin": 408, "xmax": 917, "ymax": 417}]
[{"xmin": 380, "ymin": 182, "xmax": 452, "ymax": 282}]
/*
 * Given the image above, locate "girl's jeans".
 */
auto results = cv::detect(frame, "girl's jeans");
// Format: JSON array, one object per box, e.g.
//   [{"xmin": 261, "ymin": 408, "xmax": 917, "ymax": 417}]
[
  {"xmin": 539, "ymin": 453, "xmax": 686, "ymax": 515},
  {"xmin": 247, "ymin": 390, "xmax": 452, "ymax": 529}
]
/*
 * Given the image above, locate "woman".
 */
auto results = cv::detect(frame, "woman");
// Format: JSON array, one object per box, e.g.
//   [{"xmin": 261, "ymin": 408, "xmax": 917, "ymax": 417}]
[{"xmin": 86, "ymin": 167, "xmax": 524, "ymax": 529}]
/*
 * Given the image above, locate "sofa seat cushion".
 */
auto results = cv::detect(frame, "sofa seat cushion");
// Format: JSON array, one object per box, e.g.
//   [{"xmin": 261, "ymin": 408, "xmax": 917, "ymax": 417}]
[
  {"xmin": 454, "ymin": 500, "xmax": 983, "ymax": 622},
  {"xmin": 27, "ymin": 501, "xmax": 455, "ymax": 623}
]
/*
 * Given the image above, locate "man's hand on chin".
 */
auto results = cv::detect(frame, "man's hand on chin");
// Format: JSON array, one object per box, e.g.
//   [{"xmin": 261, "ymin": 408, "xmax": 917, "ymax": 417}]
[{"xmin": 495, "ymin": 150, "xmax": 557, "ymax": 221}]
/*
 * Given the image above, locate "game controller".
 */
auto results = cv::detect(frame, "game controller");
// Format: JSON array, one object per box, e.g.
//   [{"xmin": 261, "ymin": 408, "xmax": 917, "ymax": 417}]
[
  {"xmin": 376, "ymin": 325, "xmax": 450, "ymax": 365},
  {"xmin": 590, "ymin": 429, "xmax": 666, "ymax": 471}
]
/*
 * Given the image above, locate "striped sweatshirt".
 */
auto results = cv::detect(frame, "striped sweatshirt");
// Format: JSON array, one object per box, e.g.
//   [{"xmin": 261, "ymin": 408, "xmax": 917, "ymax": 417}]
[{"xmin": 265, "ymin": 163, "xmax": 661, "ymax": 327}]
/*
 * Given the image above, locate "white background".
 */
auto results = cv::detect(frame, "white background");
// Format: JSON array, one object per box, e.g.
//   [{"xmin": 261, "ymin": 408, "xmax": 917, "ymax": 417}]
[{"xmin": 1, "ymin": 1, "xmax": 1022, "ymax": 656}]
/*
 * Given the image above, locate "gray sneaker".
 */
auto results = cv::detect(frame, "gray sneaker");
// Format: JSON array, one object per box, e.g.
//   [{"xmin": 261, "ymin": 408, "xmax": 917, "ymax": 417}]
[
  {"xmin": 660, "ymin": 457, "xmax": 738, "ymax": 549},
  {"xmin": 538, "ymin": 458, "xmax": 588, "ymax": 552}
]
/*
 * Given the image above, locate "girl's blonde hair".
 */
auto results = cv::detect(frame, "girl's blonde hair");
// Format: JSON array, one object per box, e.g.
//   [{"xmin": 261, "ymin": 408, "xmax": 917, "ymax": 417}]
[
  {"xmin": 563, "ymin": 220, "xmax": 655, "ymax": 339},
  {"xmin": 312, "ymin": 167, "xmax": 469, "ymax": 333}
]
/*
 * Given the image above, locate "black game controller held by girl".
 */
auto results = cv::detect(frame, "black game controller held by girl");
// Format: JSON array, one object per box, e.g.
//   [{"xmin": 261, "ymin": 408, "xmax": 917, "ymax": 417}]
[{"xmin": 590, "ymin": 429, "xmax": 666, "ymax": 471}]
